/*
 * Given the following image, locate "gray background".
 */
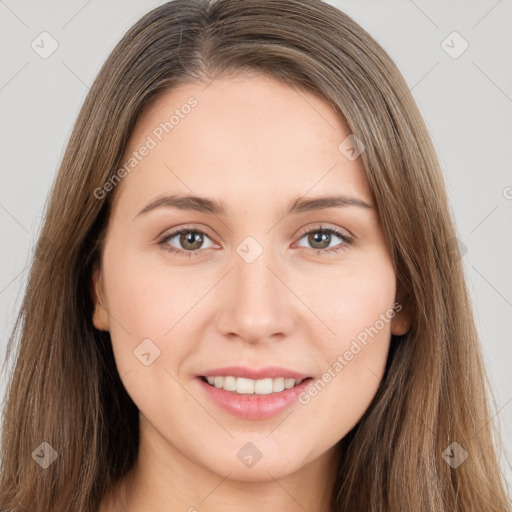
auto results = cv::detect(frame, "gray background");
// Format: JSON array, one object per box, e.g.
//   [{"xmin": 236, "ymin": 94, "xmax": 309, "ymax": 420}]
[{"xmin": 1, "ymin": 0, "xmax": 511, "ymax": 489}]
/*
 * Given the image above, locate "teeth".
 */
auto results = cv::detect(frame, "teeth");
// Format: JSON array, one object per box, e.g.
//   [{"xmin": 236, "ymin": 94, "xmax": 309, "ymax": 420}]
[
  {"xmin": 203, "ymin": 376, "xmax": 305, "ymax": 395},
  {"xmin": 272, "ymin": 377, "xmax": 285, "ymax": 392},
  {"xmin": 284, "ymin": 378, "xmax": 296, "ymax": 389},
  {"xmin": 223, "ymin": 375, "xmax": 236, "ymax": 391},
  {"xmin": 237, "ymin": 377, "xmax": 254, "ymax": 394}
]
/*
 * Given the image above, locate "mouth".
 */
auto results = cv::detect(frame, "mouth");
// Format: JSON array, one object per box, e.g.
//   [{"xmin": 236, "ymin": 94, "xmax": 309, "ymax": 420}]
[
  {"xmin": 195, "ymin": 365, "xmax": 315, "ymax": 419},
  {"xmin": 197, "ymin": 374, "xmax": 315, "ymax": 420},
  {"xmin": 199, "ymin": 375, "xmax": 313, "ymax": 395}
]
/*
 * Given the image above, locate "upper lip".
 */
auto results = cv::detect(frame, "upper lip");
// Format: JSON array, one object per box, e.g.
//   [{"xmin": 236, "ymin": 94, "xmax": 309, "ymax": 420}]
[{"xmin": 198, "ymin": 366, "xmax": 311, "ymax": 380}]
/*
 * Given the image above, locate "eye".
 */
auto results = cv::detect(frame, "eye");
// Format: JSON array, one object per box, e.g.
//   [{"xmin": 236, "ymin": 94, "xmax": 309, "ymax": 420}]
[
  {"xmin": 157, "ymin": 223, "xmax": 353, "ymax": 257},
  {"xmin": 157, "ymin": 225, "xmax": 216, "ymax": 257},
  {"xmin": 295, "ymin": 224, "xmax": 353, "ymax": 255}
]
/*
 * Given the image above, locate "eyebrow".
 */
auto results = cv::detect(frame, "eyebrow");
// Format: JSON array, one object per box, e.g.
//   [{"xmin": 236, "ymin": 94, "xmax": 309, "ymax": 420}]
[{"xmin": 134, "ymin": 193, "xmax": 373, "ymax": 219}]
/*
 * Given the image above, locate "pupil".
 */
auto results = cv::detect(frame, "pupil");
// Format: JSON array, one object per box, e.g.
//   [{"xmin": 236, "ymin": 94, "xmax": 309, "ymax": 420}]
[
  {"xmin": 182, "ymin": 231, "xmax": 202, "ymax": 250},
  {"xmin": 310, "ymin": 231, "xmax": 330, "ymax": 249}
]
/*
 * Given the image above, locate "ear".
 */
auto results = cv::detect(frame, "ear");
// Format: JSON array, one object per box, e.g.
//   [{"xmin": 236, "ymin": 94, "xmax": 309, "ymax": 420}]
[
  {"xmin": 90, "ymin": 265, "xmax": 110, "ymax": 331},
  {"xmin": 391, "ymin": 282, "xmax": 412, "ymax": 336}
]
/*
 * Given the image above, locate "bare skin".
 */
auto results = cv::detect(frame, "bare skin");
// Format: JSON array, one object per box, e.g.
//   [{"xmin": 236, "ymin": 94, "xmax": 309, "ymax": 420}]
[{"xmin": 93, "ymin": 72, "xmax": 411, "ymax": 512}]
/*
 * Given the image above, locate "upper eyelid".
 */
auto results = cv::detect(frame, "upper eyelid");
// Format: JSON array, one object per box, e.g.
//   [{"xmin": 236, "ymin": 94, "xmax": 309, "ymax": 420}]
[
  {"xmin": 158, "ymin": 223, "xmax": 214, "ymax": 239},
  {"xmin": 296, "ymin": 224, "xmax": 352, "ymax": 239}
]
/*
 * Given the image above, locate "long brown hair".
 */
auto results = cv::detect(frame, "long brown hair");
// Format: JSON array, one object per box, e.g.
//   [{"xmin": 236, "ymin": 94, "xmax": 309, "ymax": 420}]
[{"xmin": 1, "ymin": 1, "xmax": 510, "ymax": 510}]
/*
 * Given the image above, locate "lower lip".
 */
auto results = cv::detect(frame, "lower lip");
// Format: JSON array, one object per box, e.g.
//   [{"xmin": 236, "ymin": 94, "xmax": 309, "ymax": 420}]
[{"xmin": 197, "ymin": 377, "xmax": 314, "ymax": 420}]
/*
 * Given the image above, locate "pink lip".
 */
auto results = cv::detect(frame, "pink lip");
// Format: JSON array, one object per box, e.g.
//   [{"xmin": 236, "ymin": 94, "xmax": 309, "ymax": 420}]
[
  {"xmin": 196, "ymin": 367, "xmax": 314, "ymax": 420},
  {"xmin": 197, "ymin": 365, "xmax": 310, "ymax": 380}
]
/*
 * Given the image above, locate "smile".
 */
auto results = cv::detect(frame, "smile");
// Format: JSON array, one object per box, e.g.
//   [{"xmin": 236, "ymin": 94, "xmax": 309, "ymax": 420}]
[{"xmin": 201, "ymin": 375, "xmax": 307, "ymax": 395}]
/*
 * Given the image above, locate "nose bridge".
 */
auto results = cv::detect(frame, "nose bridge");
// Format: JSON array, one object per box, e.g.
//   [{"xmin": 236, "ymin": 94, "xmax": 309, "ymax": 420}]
[{"xmin": 216, "ymin": 238, "xmax": 294, "ymax": 343}]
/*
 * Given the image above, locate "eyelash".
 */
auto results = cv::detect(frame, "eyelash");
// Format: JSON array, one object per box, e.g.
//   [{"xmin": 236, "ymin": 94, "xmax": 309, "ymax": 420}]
[{"xmin": 157, "ymin": 224, "xmax": 353, "ymax": 258}]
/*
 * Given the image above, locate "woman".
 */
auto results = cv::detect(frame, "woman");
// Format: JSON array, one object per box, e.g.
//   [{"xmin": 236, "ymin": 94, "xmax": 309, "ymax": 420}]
[{"xmin": 1, "ymin": 0, "xmax": 510, "ymax": 510}]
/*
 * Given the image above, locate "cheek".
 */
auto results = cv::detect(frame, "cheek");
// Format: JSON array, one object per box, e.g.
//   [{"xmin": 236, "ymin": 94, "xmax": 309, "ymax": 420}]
[
  {"xmin": 103, "ymin": 238, "xmax": 213, "ymax": 334},
  {"xmin": 332, "ymin": 272, "xmax": 395, "ymax": 351},
  {"xmin": 300, "ymin": 251, "xmax": 397, "ymax": 349},
  {"xmin": 100, "ymin": 255, "xmax": 206, "ymax": 421},
  {"xmin": 100, "ymin": 245, "xmax": 206, "ymax": 382},
  {"xmin": 295, "ymin": 255, "xmax": 396, "ymax": 429}
]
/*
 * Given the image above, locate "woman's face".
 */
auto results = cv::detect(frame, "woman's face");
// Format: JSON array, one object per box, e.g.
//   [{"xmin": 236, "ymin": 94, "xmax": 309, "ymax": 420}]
[{"xmin": 92, "ymin": 73, "xmax": 410, "ymax": 484}]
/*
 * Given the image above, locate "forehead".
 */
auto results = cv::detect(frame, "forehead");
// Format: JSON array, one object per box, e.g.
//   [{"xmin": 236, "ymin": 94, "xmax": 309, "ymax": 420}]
[{"xmin": 111, "ymin": 73, "xmax": 372, "ymax": 216}]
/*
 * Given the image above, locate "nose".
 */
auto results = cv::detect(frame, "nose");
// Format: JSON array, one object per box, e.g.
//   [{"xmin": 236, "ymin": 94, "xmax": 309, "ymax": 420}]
[{"xmin": 215, "ymin": 249, "xmax": 296, "ymax": 345}]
